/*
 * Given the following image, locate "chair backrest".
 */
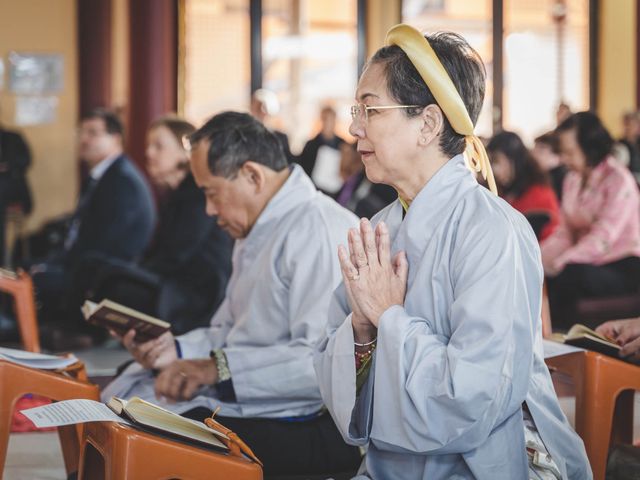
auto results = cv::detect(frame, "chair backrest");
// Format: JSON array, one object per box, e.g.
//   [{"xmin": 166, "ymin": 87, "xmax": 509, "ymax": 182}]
[{"xmin": 0, "ymin": 270, "xmax": 40, "ymax": 352}]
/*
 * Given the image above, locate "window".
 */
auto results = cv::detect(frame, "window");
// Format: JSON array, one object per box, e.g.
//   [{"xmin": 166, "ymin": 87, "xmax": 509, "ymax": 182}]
[
  {"xmin": 504, "ymin": 0, "xmax": 589, "ymax": 141},
  {"xmin": 180, "ymin": 0, "xmax": 251, "ymax": 125},
  {"xmin": 402, "ymin": 0, "xmax": 494, "ymax": 139},
  {"xmin": 402, "ymin": 0, "xmax": 590, "ymax": 143},
  {"xmin": 262, "ymin": 0, "xmax": 359, "ymax": 152}
]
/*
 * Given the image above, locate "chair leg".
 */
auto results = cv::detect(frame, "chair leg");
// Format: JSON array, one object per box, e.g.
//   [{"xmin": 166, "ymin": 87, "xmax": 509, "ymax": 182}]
[
  {"xmin": 611, "ymin": 390, "xmax": 635, "ymax": 446},
  {"xmin": 59, "ymin": 424, "xmax": 83, "ymax": 475},
  {"xmin": 0, "ymin": 399, "xmax": 16, "ymax": 477},
  {"xmin": 581, "ymin": 364, "xmax": 616, "ymax": 480}
]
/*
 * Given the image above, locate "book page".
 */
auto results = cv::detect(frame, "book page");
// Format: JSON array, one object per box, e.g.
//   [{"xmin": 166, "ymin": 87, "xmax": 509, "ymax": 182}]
[
  {"xmin": 0, "ymin": 347, "xmax": 78, "ymax": 370},
  {"xmin": 81, "ymin": 300, "xmax": 98, "ymax": 319},
  {"xmin": 567, "ymin": 323, "xmax": 617, "ymax": 345},
  {"xmin": 21, "ymin": 399, "xmax": 130, "ymax": 428},
  {"xmin": 543, "ymin": 339, "xmax": 585, "ymax": 359}
]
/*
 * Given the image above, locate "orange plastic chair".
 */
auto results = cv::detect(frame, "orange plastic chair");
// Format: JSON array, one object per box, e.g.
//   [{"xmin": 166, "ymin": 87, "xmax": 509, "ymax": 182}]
[
  {"xmin": 77, "ymin": 421, "xmax": 263, "ymax": 480},
  {"xmin": 0, "ymin": 270, "xmax": 40, "ymax": 352},
  {"xmin": 546, "ymin": 350, "xmax": 640, "ymax": 480},
  {"xmin": 0, "ymin": 360, "xmax": 100, "ymax": 478}
]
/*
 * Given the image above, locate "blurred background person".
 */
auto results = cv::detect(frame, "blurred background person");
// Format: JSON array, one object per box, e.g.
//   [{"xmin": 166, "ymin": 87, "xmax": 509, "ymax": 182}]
[
  {"xmin": 30, "ymin": 109, "xmax": 156, "ymax": 349},
  {"xmin": 532, "ymin": 131, "xmax": 566, "ymax": 201},
  {"xmin": 556, "ymin": 102, "xmax": 572, "ymax": 126},
  {"xmin": 297, "ymin": 105, "xmax": 345, "ymax": 194},
  {"xmin": 487, "ymin": 131, "xmax": 559, "ymax": 241},
  {"xmin": 0, "ymin": 117, "xmax": 33, "ymax": 265},
  {"xmin": 542, "ymin": 111, "xmax": 640, "ymax": 329},
  {"xmin": 334, "ymin": 142, "xmax": 396, "ymax": 218},
  {"xmin": 84, "ymin": 116, "xmax": 233, "ymax": 335},
  {"xmin": 250, "ymin": 89, "xmax": 294, "ymax": 164}
]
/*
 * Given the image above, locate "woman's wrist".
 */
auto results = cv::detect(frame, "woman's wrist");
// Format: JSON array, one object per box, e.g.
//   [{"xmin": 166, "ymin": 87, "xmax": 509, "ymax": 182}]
[{"xmin": 352, "ymin": 316, "xmax": 377, "ymax": 344}]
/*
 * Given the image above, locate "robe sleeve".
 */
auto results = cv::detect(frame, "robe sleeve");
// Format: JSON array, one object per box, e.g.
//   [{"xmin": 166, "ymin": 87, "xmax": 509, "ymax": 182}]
[
  {"xmin": 221, "ymin": 219, "xmax": 340, "ymax": 404},
  {"xmin": 366, "ymin": 222, "xmax": 539, "ymax": 455},
  {"xmin": 314, "ymin": 289, "xmax": 373, "ymax": 446},
  {"xmin": 176, "ymin": 298, "xmax": 234, "ymax": 358}
]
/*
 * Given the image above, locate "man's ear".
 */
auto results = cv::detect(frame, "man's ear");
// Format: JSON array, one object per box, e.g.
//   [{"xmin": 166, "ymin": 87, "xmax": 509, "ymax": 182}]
[
  {"xmin": 240, "ymin": 161, "xmax": 266, "ymax": 192},
  {"xmin": 419, "ymin": 104, "xmax": 445, "ymax": 147}
]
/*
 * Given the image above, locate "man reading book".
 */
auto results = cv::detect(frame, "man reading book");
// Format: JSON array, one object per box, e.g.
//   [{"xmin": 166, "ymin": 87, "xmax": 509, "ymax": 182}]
[{"xmin": 102, "ymin": 112, "xmax": 361, "ymax": 477}]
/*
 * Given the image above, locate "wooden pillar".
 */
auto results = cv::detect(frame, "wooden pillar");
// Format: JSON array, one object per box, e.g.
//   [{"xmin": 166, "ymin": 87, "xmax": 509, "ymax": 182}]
[
  {"xmin": 77, "ymin": 0, "xmax": 113, "ymax": 115},
  {"xmin": 127, "ymin": 0, "xmax": 177, "ymax": 169},
  {"xmin": 637, "ymin": 0, "xmax": 640, "ymax": 109}
]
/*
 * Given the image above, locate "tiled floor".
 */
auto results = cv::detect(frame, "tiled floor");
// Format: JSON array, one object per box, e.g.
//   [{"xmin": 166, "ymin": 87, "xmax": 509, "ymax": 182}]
[{"xmin": 2, "ymin": 351, "xmax": 640, "ymax": 479}]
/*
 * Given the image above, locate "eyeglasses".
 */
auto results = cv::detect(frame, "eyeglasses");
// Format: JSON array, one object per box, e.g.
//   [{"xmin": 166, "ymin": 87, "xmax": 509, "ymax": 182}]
[{"xmin": 350, "ymin": 103, "xmax": 423, "ymax": 123}]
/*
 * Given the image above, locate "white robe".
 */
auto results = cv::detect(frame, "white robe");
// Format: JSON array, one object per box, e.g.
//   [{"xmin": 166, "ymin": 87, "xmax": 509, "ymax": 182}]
[
  {"xmin": 103, "ymin": 165, "xmax": 358, "ymax": 418},
  {"xmin": 314, "ymin": 155, "xmax": 592, "ymax": 479}
]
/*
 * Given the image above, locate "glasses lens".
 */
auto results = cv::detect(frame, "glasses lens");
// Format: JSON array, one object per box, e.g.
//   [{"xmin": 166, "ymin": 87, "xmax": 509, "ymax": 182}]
[{"xmin": 350, "ymin": 104, "xmax": 367, "ymax": 122}]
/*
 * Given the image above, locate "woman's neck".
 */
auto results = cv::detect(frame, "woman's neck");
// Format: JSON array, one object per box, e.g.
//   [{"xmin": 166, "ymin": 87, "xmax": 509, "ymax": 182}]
[{"xmin": 393, "ymin": 151, "xmax": 450, "ymax": 203}]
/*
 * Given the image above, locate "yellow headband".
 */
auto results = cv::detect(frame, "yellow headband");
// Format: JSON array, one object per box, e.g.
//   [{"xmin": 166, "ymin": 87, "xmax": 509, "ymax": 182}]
[{"xmin": 385, "ymin": 24, "xmax": 497, "ymax": 195}]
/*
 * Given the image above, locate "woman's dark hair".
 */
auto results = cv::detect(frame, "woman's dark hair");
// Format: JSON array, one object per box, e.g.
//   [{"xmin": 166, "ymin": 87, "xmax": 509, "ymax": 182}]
[
  {"xmin": 487, "ymin": 130, "xmax": 549, "ymax": 198},
  {"xmin": 369, "ymin": 31, "xmax": 486, "ymax": 158},
  {"xmin": 534, "ymin": 131, "xmax": 560, "ymax": 154},
  {"xmin": 149, "ymin": 116, "xmax": 196, "ymax": 149},
  {"xmin": 189, "ymin": 111, "xmax": 287, "ymax": 178},
  {"xmin": 556, "ymin": 111, "xmax": 613, "ymax": 167}
]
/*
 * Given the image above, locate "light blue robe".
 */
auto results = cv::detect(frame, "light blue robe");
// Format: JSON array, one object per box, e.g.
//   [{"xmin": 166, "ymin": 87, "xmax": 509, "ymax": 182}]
[
  {"xmin": 314, "ymin": 155, "xmax": 592, "ymax": 479},
  {"xmin": 103, "ymin": 165, "xmax": 358, "ymax": 419}
]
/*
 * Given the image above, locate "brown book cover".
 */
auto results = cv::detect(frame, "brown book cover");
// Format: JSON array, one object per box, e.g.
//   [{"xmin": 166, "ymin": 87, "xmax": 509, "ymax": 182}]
[{"xmin": 82, "ymin": 299, "xmax": 170, "ymax": 342}]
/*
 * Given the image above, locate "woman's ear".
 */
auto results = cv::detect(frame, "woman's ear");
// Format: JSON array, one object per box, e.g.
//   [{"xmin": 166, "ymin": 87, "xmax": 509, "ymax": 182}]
[
  {"xmin": 419, "ymin": 105, "xmax": 444, "ymax": 146},
  {"xmin": 240, "ymin": 161, "xmax": 266, "ymax": 192}
]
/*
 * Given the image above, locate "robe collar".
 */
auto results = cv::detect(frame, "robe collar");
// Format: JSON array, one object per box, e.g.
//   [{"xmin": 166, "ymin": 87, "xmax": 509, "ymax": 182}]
[
  {"xmin": 389, "ymin": 154, "xmax": 480, "ymax": 264},
  {"xmin": 238, "ymin": 164, "xmax": 317, "ymax": 255}
]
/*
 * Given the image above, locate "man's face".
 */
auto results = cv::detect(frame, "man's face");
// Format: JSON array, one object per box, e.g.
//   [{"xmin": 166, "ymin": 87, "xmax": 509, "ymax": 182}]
[
  {"xmin": 77, "ymin": 118, "xmax": 121, "ymax": 167},
  {"xmin": 190, "ymin": 140, "xmax": 257, "ymax": 239}
]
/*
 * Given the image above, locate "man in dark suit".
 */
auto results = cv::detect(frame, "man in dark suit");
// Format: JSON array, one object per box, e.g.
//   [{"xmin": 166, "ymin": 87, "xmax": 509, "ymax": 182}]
[{"xmin": 30, "ymin": 109, "xmax": 156, "ymax": 345}]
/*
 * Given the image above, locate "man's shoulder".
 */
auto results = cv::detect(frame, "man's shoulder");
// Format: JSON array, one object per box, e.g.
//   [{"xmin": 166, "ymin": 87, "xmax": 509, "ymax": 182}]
[
  {"xmin": 284, "ymin": 194, "xmax": 357, "ymax": 241},
  {"xmin": 103, "ymin": 155, "xmax": 147, "ymax": 185}
]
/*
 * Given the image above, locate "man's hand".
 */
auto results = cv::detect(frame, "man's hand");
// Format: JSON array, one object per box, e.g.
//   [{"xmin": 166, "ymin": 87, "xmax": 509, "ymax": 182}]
[
  {"xmin": 154, "ymin": 359, "xmax": 218, "ymax": 403},
  {"xmin": 115, "ymin": 329, "xmax": 177, "ymax": 370}
]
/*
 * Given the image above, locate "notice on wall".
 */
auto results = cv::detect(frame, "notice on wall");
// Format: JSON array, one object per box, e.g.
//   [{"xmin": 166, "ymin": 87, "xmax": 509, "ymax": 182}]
[
  {"xmin": 15, "ymin": 96, "xmax": 58, "ymax": 126},
  {"xmin": 8, "ymin": 52, "xmax": 63, "ymax": 94}
]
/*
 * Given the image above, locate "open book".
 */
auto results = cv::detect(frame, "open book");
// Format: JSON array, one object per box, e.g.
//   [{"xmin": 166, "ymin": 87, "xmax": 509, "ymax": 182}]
[
  {"xmin": 553, "ymin": 323, "xmax": 621, "ymax": 358},
  {"xmin": 107, "ymin": 397, "xmax": 229, "ymax": 450},
  {"xmin": 82, "ymin": 299, "xmax": 170, "ymax": 342},
  {"xmin": 0, "ymin": 346, "xmax": 78, "ymax": 370},
  {"xmin": 21, "ymin": 397, "xmax": 261, "ymax": 465}
]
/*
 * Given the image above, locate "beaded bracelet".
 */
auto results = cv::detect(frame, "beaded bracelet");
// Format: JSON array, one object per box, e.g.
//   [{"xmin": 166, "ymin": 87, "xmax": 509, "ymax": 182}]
[
  {"xmin": 354, "ymin": 337, "xmax": 377, "ymax": 347},
  {"xmin": 355, "ymin": 342, "xmax": 376, "ymax": 371}
]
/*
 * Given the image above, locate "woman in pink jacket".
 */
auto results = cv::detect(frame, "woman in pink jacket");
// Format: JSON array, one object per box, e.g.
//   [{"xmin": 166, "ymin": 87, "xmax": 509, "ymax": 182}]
[{"xmin": 542, "ymin": 111, "xmax": 640, "ymax": 329}]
